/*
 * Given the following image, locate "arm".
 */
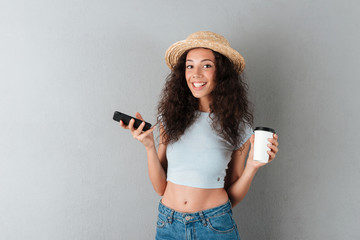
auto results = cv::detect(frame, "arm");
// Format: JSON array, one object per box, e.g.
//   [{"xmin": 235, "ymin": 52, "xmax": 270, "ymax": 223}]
[
  {"xmin": 145, "ymin": 124, "xmax": 168, "ymax": 196},
  {"xmin": 226, "ymin": 134, "xmax": 279, "ymax": 207},
  {"xmin": 225, "ymin": 139, "xmax": 253, "ymax": 207},
  {"xmin": 119, "ymin": 112, "xmax": 167, "ymax": 196}
]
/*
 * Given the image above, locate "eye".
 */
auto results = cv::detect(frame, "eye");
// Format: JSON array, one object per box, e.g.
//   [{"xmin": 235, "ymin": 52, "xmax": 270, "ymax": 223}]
[
  {"xmin": 203, "ymin": 64, "xmax": 212, "ymax": 69},
  {"xmin": 186, "ymin": 65, "xmax": 193, "ymax": 69}
]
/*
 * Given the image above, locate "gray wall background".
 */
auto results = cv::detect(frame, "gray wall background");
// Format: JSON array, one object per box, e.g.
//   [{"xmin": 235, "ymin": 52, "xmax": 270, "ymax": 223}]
[{"xmin": 1, "ymin": 0, "xmax": 359, "ymax": 239}]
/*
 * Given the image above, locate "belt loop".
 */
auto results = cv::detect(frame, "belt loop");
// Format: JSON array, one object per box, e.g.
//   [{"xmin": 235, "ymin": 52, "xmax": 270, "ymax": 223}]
[
  {"xmin": 167, "ymin": 210, "xmax": 174, "ymax": 224},
  {"xmin": 199, "ymin": 211, "xmax": 207, "ymax": 226}
]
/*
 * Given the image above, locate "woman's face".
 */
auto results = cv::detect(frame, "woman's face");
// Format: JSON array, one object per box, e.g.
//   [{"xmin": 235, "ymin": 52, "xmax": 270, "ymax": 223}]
[{"xmin": 185, "ymin": 48, "xmax": 216, "ymax": 107}]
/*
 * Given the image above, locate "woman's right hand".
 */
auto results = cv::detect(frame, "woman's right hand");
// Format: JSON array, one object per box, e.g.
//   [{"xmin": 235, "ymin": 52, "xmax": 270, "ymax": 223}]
[{"xmin": 119, "ymin": 112, "xmax": 156, "ymax": 150}]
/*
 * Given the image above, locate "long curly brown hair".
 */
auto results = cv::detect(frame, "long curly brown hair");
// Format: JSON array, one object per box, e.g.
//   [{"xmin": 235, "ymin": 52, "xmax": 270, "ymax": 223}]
[{"xmin": 157, "ymin": 49, "xmax": 253, "ymax": 148}]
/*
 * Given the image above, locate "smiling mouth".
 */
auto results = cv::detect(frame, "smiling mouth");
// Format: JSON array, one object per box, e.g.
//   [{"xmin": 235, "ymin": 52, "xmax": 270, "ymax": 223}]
[{"xmin": 192, "ymin": 82, "xmax": 207, "ymax": 89}]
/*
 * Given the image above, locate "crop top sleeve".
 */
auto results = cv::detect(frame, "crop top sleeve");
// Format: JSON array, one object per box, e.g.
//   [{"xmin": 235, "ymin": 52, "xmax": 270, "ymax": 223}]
[{"xmin": 165, "ymin": 112, "xmax": 253, "ymax": 189}]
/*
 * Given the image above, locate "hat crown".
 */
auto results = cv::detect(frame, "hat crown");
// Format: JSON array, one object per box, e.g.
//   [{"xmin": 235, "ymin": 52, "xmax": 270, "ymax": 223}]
[{"xmin": 186, "ymin": 31, "xmax": 230, "ymax": 47}]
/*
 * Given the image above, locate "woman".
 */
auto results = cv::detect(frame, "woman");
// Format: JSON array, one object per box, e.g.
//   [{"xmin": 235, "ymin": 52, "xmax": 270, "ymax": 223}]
[{"xmin": 120, "ymin": 31, "xmax": 279, "ymax": 239}]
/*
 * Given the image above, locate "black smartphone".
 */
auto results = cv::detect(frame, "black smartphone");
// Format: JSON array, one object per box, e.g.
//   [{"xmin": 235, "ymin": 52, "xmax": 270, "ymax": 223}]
[{"xmin": 113, "ymin": 111, "xmax": 152, "ymax": 131}]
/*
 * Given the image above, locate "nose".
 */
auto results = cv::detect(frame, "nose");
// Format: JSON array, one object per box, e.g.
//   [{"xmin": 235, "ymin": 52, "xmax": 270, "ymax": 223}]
[{"xmin": 192, "ymin": 66, "xmax": 202, "ymax": 78}]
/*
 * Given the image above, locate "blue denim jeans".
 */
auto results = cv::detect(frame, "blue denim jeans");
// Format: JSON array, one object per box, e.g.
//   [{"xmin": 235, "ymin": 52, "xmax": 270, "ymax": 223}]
[{"xmin": 155, "ymin": 200, "xmax": 241, "ymax": 240}]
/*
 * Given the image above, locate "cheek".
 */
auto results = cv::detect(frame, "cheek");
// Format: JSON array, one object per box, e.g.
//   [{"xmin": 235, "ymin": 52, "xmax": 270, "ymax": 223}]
[
  {"xmin": 185, "ymin": 70, "xmax": 191, "ymax": 80},
  {"xmin": 208, "ymin": 73, "xmax": 216, "ymax": 87}
]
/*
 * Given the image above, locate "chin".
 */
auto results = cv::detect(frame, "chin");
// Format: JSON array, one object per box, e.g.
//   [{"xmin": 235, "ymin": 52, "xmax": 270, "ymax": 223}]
[{"xmin": 191, "ymin": 93, "xmax": 203, "ymax": 99}]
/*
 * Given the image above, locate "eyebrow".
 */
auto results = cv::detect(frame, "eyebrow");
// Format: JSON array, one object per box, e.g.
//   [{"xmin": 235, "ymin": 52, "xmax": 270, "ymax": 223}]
[{"xmin": 186, "ymin": 59, "xmax": 215, "ymax": 63}]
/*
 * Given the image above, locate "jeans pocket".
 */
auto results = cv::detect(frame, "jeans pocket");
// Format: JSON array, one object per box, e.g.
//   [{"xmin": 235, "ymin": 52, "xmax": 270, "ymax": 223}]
[
  {"xmin": 156, "ymin": 213, "xmax": 167, "ymax": 229},
  {"xmin": 206, "ymin": 213, "xmax": 235, "ymax": 233}
]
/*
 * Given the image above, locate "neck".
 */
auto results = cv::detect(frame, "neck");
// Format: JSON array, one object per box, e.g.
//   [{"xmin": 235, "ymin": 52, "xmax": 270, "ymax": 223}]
[{"xmin": 198, "ymin": 99, "xmax": 211, "ymax": 113}]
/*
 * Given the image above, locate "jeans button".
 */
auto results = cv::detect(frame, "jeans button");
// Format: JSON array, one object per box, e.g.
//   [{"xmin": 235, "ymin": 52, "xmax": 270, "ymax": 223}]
[{"xmin": 185, "ymin": 216, "xmax": 191, "ymax": 221}]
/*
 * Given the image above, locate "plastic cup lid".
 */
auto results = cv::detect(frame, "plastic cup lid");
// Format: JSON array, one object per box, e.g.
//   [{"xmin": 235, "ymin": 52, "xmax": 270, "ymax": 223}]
[{"xmin": 254, "ymin": 127, "xmax": 276, "ymax": 133}]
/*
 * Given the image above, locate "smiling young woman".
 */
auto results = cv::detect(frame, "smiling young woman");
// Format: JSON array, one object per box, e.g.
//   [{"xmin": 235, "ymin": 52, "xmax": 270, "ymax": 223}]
[{"xmin": 119, "ymin": 31, "xmax": 279, "ymax": 240}]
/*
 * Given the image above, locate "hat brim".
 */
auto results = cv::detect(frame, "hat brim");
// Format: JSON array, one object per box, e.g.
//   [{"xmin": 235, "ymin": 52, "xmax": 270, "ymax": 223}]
[{"xmin": 165, "ymin": 39, "xmax": 245, "ymax": 73}]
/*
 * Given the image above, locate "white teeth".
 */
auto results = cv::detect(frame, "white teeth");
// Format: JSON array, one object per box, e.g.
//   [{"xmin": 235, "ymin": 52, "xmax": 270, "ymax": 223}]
[{"xmin": 193, "ymin": 82, "xmax": 206, "ymax": 88}]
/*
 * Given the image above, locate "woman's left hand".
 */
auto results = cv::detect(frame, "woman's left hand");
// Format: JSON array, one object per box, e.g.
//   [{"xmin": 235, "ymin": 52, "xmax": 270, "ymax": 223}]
[{"xmin": 246, "ymin": 133, "xmax": 279, "ymax": 170}]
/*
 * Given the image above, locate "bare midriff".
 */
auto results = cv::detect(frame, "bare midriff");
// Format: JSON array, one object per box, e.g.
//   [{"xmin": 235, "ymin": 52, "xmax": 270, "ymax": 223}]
[{"xmin": 161, "ymin": 181, "xmax": 229, "ymax": 213}]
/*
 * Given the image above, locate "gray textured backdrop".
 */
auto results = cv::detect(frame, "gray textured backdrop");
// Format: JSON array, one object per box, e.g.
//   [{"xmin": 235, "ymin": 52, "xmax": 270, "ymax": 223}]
[{"xmin": 1, "ymin": 0, "xmax": 359, "ymax": 239}]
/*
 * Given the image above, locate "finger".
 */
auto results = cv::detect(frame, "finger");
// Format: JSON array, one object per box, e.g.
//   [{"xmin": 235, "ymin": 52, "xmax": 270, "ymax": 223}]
[
  {"xmin": 136, "ymin": 112, "xmax": 144, "ymax": 121},
  {"xmin": 268, "ymin": 138, "xmax": 279, "ymax": 147},
  {"xmin": 273, "ymin": 134, "xmax": 278, "ymax": 141},
  {"xmin": 119, "ymin": 120, "xmax": 129, "ymax": 129},
  {"xmin": 248, "ymin": 134, "xmax": 255, "ymax": 157},
  {"xmin": 128, "ymin": 118, "xmax": 136, "ymax": 131},
  {"xmin": 273, "ymin": 146, "xmax": 279, "ymax": 154},
  {"xmin": 144, "ymin": 126, "xmax": 156, "ymax": 134},
  {"xmin": 134, "ymin": 121, "xmax": 146, "ymax": 136},
  {"xmin": 249, "ymin": 135, "xmax": 255, "ymax": 151},
  {"xmin": 267, "ymin": 150, "xmax": 275, "ymax": 160},
  {"xmin": 137, "ymin": 126, "xmax": 156, "ymax": 140},
  {"xmin": 267, "ymin": 143, "xmax": 278, "ymax": 153}
]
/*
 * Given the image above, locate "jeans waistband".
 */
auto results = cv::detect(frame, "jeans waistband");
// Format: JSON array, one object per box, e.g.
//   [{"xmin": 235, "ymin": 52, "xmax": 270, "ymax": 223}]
[{"xmin": 158, "ymin": 200, "xmax": 232, "ymax": 224}]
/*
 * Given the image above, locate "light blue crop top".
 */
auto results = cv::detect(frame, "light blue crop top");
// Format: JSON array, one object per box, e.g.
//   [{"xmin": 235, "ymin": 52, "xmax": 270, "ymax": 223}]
[{"xmin": 166, "ymin": 112, "xmax": 253, "ymax": 189}]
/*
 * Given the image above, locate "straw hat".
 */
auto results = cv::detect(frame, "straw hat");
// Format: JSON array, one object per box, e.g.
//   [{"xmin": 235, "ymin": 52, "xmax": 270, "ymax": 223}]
[{"xmin": 165, "ymin": 31, "xmax": 245, "ymax": 73}]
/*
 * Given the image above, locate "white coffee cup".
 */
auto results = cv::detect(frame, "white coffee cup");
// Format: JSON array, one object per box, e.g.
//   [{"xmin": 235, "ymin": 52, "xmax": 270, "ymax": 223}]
[{"xmin": 253, "ymin": 127, "xmax": 276, "ymax": 163}]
